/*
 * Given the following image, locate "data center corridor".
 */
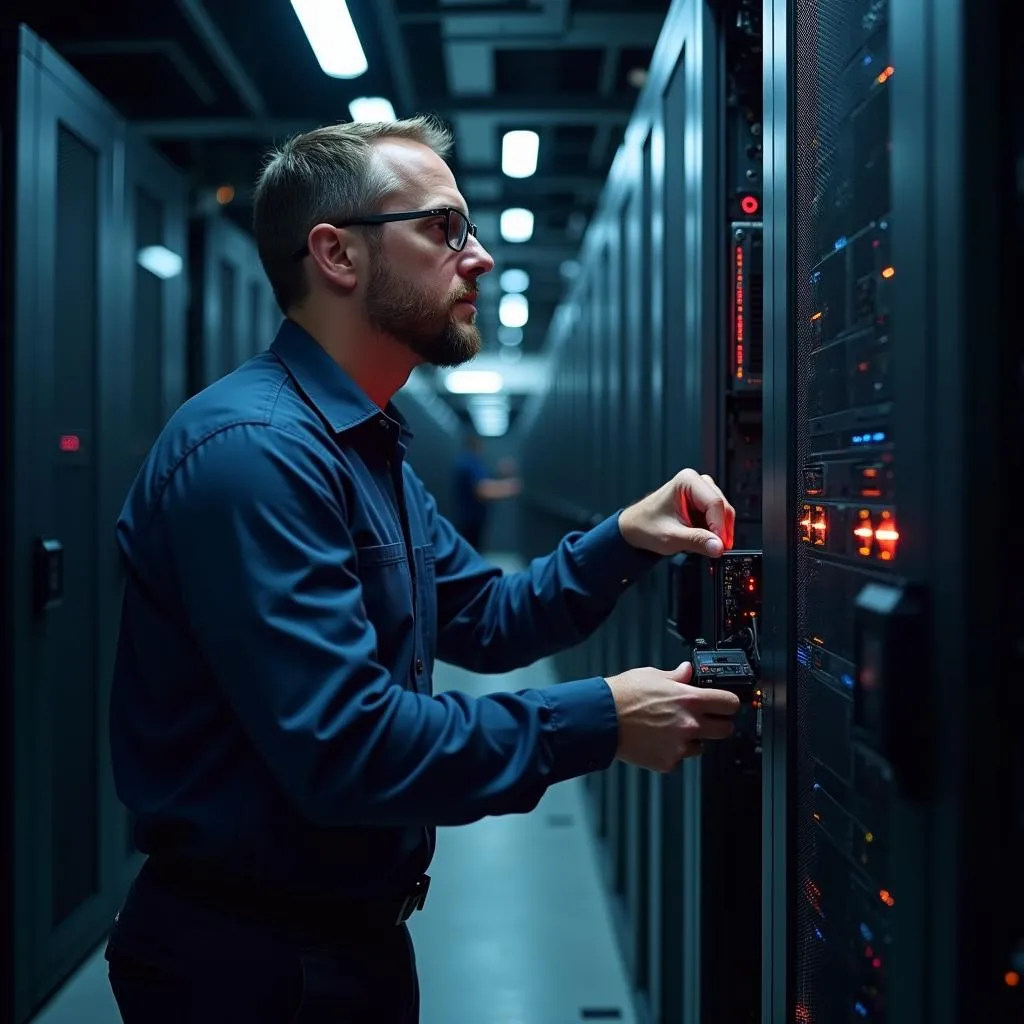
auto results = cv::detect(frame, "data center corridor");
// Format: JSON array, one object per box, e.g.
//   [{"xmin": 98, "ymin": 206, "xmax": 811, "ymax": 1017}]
[{"xmin": 27, "ymin": 558, "xmax": 636, "ymax": 1024}]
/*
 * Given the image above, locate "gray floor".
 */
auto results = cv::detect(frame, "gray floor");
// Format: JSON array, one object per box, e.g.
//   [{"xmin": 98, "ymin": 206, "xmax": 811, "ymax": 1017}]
[{"xmin": 30, "ymin": 556, "xmax": 635, "ymax": 1024}]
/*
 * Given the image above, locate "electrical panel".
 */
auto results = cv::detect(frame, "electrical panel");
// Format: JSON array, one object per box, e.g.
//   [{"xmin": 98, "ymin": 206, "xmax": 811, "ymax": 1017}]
[{"xmin": 792, "ymin": 0, "xmax": 896, "ymax": 1020}]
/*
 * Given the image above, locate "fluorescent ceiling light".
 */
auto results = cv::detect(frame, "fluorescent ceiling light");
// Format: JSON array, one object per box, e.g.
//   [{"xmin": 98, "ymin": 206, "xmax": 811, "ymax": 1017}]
[
  {"xmin": 498, "ymin": 325, "xmax": 523, "ymax": 347},
  {"xmin": 291, "ymin": 0, "xmax": 368, "ymax": 79},
  {"xmin": 469, "ymin": 397, "xmax": 510, "ymax": 437},
  {"xmin": 500, "ymin": 208, "xmax": 534, "ymax": 243},
  {"xmin": 499, "ymin": 268, "xmax": 530, "ymax": 293},
  {"xmin": 445, "ymin": 369, "xmax": 504, "ymax": 394},
  {"xmin": 136, "ymin": 245, "xmax": 183, "ymax": 280},
  {"xmin": 349, "ymin": 96, "xmax": 396, "ymax": 122},
  {"xmin": 499, "ymin": 293, "xmax": 529, "ymax": 329},
  {"xmin": 501, "ymin": 130, "xmax": 539, "ymax": 179}
]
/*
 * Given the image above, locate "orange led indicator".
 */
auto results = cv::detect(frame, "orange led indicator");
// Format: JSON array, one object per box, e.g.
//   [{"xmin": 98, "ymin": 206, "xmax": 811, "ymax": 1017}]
[{"xmin": 1006, "ymin": 971, "xmax": 1021, "ymax": 988}]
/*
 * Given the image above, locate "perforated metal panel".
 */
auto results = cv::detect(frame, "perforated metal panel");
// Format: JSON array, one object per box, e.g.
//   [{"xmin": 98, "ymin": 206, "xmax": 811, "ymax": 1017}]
[{"xmin": 792, "ymin": 0, "xmax": 895, "ymax": 1020}]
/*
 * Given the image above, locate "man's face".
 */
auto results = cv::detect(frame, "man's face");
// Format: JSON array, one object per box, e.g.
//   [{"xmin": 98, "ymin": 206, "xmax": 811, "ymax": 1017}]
[{"xmin": 361, "ymin": 141, "xmax": 495, "ymax": 368}]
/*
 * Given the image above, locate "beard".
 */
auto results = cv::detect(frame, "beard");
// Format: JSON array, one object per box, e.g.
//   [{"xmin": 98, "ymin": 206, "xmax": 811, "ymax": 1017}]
[{"xmin": 363, "ymin": 252, "xmax": 482, "ymax": 368}]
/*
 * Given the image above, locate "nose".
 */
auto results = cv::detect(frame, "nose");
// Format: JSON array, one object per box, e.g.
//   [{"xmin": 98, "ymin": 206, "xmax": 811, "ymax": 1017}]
[{"xmin": 460, "ymin": 234, "xmax": 495, "ymax": 279}]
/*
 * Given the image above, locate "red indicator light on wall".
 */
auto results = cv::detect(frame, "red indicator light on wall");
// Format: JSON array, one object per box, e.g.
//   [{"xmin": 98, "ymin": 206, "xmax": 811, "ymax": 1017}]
[
  {"xmin": 59, "ymin": 434, "xmax": 81, "ymax": 453},
  {"xmin": 740, "ymin": 194, "xmax": 760, "ymax": 215}
]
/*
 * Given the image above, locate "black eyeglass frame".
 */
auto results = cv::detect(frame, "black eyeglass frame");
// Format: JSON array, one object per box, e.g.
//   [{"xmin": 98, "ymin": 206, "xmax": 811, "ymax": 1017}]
[{"xmin": 292, "ymin": 207, "xmax": 477, "ymax": 261}]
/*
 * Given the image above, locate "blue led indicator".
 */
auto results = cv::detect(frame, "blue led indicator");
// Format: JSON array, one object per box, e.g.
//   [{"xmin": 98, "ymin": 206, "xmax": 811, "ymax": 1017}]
[
  {"xmin": 860, "ymin": 922, "xmax": 874, "ymax": 941},
  {"xmin": 855, "ymin": 1002, "xmax": 868, "ymax": 1017},
  {"xmin": 834, "ymin": 235, "xmax": 848, "ymax": 250},
  {"xmin": 842, "ymin": 673, "xmax": 854, "ymax": 689},
  {"xmin": 863, "ymin": 54, "xmax": 873, "ymax": 65},
  {"xmin": 815, "ymin": 928, "xmax": 824, "ymax": 941},
  {"xmin": 852, "ymin": 434, "xmax": 863, "ymax": 444},
  {"xmin": 880, "ymin": 220, "xmax": 888, "ymax": 230},
  {"xmin": 872, "ymin": 431, "xmax": 885, "ymax": 442}
]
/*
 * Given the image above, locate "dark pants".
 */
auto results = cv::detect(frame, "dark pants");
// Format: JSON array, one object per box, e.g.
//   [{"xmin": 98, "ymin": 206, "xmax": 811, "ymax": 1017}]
[{"xmin": 105, "ymin": 863, "xmax": 420, "ymax": 1023}]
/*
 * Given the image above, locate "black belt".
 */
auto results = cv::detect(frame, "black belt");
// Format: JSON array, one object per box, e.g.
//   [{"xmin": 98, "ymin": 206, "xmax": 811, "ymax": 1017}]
[{"xmin": 140, "ymin": 856, "xmax": 430, "ymax": 931}]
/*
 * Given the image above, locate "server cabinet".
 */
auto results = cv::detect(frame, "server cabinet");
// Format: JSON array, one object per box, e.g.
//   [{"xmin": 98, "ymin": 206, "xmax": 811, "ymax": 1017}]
[
  {"xmin": 763, "ymin": 0, "xmax": 1021, "ymax": 1021},
  {"xmin": 672, "ymin": 5, "xmax": 765, "ymax": 1023},
  {"xmin": 3, "ymin": 25, "xmax": 187, "ymax": 1024},
  {"xmin": 191, "ymin": 213, "xmax": 276, "ymax": 393}
]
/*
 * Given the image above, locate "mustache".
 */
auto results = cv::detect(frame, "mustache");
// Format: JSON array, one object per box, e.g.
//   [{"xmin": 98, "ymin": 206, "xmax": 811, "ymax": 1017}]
[{"xmin": 450, "ymin": 289, "xmax": 478, "ymax": 305}]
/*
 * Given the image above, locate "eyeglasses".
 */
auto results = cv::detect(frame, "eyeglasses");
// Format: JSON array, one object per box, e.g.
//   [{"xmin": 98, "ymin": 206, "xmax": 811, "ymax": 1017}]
[{"xmin": 292, "ymin": 207, "xmax": 477, "ymax": 261}]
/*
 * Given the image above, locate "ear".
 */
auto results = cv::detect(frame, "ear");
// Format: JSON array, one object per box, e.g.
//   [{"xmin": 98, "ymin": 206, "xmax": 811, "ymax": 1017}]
[{"xmin": 306, "ymin": 223, "xmax": 362, "ymax": 292}]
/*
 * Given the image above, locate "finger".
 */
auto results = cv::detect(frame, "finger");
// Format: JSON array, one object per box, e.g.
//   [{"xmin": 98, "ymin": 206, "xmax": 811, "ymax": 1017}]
[
  {"xmin": 694, "ymin": 688, "xmax": 742, "ymax": 716},
  {"xmin": 682, "ymin": 475, "xmax": 728, "ymax": 544},
  {"xmin": 697, "ymin": 716, "xmax": 736, "ymax": 741},
  {"xmin": 702, "ymin": 474, "xmax": 736, "ymax": 550},
  {"xmin": 665, "ymin": 661, "xmax": 693, "ymax": 684},
  {"xmin": 678, "ymin": 528, "xmax": 726, "ymax": 557}
]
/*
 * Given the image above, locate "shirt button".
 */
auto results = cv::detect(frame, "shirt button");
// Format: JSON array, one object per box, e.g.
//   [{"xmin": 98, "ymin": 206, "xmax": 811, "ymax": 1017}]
[
  {"xmin": 415, "ymin": 658, "xmax": 424, "ymax": 674},
  {"xmin": 378, "ymin": 417, "xmax": 388, "ymax": 430}
]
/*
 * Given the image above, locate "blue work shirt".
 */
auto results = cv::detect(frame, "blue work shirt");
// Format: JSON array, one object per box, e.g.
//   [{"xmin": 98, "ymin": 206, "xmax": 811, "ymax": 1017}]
[{"xmin": 110, "ymin": 319, "xmax": 661, "ymax": 902}]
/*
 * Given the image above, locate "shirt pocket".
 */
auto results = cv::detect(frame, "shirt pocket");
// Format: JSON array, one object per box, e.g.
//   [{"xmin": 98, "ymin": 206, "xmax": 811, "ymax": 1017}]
[{"xmin": 355, "ymin": 542, "xmax": 413, "ymax": 667}]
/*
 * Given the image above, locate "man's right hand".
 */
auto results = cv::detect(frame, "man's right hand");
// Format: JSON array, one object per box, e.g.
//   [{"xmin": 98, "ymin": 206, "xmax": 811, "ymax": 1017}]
[{"xmin": 604, "ymin": 662, "xmax": 741, "ymax": 772}]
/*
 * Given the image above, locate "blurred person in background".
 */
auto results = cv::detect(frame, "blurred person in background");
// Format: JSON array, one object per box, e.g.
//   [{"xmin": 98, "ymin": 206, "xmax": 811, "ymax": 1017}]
[{"xmin": 452, "ymin": 428, "xmax": 521, "ymax": 550}]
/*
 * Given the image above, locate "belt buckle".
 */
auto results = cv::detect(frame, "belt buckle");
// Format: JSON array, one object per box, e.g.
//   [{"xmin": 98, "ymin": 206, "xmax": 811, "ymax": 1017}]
[{"xmin": 394, "ymin": 875, "xmax": 430, "ymax": 925}]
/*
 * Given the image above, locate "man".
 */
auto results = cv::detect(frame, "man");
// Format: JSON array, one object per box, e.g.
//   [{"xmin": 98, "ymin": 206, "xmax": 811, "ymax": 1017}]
[
  {"xmin": 104, "ymin": 115, "xmax": 741, "ymax": 1023},
  {"xmin": 452, "ymin": 429, "xmax": 521, "ymax": 550}
]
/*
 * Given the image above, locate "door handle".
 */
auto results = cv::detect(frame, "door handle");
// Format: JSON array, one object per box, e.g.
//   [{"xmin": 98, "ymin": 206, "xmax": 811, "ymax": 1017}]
[{"xmin": 33, "ymin": 537, "xmax": 64, "ymax": 614}]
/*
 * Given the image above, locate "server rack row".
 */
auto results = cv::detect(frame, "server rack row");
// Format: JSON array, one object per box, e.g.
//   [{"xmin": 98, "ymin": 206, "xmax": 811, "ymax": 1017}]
[
  {"xmin": 519, "ymin": 2, "xmax": 763, "ymax": 1021},
  {"xmin": 1, "ymin": 27, "xmax": 190, "ymax": 1024},
  {"xmin": 0, "ymin": 25, "xmax": 462, "ymax": 1024},
  {"xmin": 518, "ymin": 0, "xmax": 1021, "ymax": 1022}
]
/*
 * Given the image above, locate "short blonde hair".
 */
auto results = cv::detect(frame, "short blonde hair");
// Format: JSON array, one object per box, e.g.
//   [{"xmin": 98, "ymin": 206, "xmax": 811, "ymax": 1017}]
[{"xmin": 252, "ymin": 115, "xmax": 454, "ymax": 312}]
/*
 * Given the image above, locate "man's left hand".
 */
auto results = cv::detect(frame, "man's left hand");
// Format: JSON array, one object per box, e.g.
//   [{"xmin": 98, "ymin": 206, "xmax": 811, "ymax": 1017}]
[{"xmin": 618, "ymin": 469, "xmax": 736, "ymax": 558}]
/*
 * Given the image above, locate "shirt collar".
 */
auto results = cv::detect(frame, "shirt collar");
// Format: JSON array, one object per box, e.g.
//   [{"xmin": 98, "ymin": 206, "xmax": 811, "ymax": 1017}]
[{"xmin": 270, "ymin": 318, "xmax": 413, "ymax": 442}]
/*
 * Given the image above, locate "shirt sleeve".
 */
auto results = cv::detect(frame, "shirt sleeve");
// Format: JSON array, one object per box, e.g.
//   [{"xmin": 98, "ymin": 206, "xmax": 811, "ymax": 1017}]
[
  {"xmin": 157, "ymin": 424, "xmax": 620, "ymax": 828},
  {"xmin": 407, "ymin": 472, "xmax": 664, "ymax": 673}
]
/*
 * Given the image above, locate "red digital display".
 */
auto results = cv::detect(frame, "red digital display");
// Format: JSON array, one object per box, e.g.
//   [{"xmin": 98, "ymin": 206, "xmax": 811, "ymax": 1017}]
[
  {"xmin": 59, "ymin": 434, "xmax": 81, "ymax": 453},
  {"xmin": 733, "ymin": 245, "xmax": 745, "ymax": 380}
]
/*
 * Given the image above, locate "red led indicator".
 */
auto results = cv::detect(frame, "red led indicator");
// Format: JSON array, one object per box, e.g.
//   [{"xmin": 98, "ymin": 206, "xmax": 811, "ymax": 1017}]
[
  {"xmin": 59, "ymin": 434, "xmax": 81, "ymax": 453},
  {"xmin": 740, "ymin": 194, "xmax": 760, "ymax": 215}
]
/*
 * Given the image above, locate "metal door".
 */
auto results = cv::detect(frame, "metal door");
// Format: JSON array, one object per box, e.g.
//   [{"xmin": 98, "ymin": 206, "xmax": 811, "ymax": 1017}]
[
  {"xmin": 195, "ymin": 214, "xmax": 269, "ymax": 391},
  {"xmin": 11, "ymin": 29, "xmax": 123, "ymax": 1021}
]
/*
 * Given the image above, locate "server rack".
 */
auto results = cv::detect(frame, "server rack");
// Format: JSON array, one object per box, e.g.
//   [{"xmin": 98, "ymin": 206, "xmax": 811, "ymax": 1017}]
[
  {"xmin": 2, "ymin": 24, "xmax": 188, "ymax": 1024},
  {"xmin": 188, "ymin": 212, "xmax": 279, "ymax": 395},
  {"xmin": 763, "ymin": 0, "xmax": 1022, "ymax": 1021}
]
